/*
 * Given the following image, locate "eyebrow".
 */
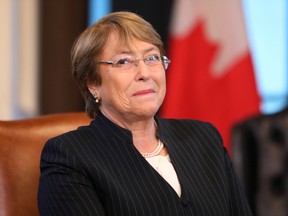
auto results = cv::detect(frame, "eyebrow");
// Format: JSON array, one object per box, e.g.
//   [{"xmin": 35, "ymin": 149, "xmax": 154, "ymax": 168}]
[{"xmin": 114, "ymin": 46, "xmax": 159, "ymax": 57}]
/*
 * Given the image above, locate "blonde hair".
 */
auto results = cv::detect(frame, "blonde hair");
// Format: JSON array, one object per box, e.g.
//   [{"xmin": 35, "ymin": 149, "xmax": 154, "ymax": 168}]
[{"xmin": 71, "ymin": 11, "xmax": 165, "ymax": 118}]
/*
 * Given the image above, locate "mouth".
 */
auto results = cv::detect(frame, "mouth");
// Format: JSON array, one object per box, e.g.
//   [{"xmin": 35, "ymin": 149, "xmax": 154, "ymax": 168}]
[{"xmin": 132, "ymin": 89, "xmax": 156, "ymax": 96}]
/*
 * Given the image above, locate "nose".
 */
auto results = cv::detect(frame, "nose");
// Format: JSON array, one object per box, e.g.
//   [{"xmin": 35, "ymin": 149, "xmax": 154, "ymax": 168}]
[
  {"xmin": 133, "ymin": 58, "xmax": 145, "ymax": 67},
  {"xmin": 134, "ymin": 59, "xmax": 151, "ymax": 81}
]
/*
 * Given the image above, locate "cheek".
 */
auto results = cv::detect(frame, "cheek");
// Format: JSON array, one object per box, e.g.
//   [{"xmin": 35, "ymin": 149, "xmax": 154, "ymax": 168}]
[
  {"xmin": 157, "ymin": 72, "xmax": 166, "ymax": 92},
  {"xmin": 111, "ymin": 87, "xmax": 134, "ymax": 112},
  {"xmin": 159, "ymin": 82, "xmax": 166, "ymax": 104},
  {"xmin": 102, "ymin": 76, "xmax": 132, "ymax": 105},
  {"xmin": 114, "ymin": 88, "xmax": 129, "ymax": 102},
  {"xmin": 112, "ymin": 77, "xmax": 132, "ymax": 97}
]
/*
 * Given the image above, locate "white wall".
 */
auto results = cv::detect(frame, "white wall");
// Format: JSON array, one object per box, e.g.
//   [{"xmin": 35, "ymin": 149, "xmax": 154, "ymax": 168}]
[{"xmin": 0, "ymin": 0, "xmax": 39, "ymax": 120}]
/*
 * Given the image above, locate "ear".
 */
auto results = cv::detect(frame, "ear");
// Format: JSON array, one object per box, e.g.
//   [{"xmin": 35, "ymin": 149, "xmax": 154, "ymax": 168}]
[{"xmin": 86, "ymin": 81, "xmax": 100, "ymax": 98}]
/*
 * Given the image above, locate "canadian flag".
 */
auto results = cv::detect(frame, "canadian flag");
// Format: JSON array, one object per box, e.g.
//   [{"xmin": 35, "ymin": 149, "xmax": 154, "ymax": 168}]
[{"xmin": 160, "ymin": 0, "xmax": 261, "ymax": 151}]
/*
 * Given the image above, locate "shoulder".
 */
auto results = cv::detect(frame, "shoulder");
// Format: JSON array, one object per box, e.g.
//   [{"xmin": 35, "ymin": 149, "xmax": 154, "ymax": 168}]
[
  {"xmin": 158, "ymin": 117, "xmax": 220, "ymax": 135},
  {"xmin": 40, "ymin": 124, "xmax": 111, "ymax": 171},
  {"xmin": 42, "ymin": 124, "xmax": 106, "ymax": 158},
  {"xmin": 157, "ymin": 117, "xmax": 223, "ymax": 147},
  {"xmin": 47, "ymin": 124, "xmax": 97, "ymax": 144},
  {"xmin": 43, "ymin": 119, "xmax": 131, "ymax": 157},
  {"xmin": 159, "ymin": 117, "xmax": 208, "ymax": 127}
]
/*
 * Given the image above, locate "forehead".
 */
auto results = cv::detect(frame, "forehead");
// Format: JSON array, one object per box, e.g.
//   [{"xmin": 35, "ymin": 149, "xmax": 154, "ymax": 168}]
[{"xmin": 102, "ymin": 31, "xmax": 159, "ymax": 58}]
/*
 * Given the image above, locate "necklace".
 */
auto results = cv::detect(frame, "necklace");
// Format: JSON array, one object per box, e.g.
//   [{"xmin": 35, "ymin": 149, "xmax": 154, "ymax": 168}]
[{"xmin": 141, "ymin": 139, "xmax": 164, "ymax": 158}]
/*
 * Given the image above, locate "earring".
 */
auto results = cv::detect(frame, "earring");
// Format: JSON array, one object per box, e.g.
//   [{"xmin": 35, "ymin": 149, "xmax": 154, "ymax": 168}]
[{"xmin": 93, "ymin": 93, "xmax": 99, "ymax": 103}]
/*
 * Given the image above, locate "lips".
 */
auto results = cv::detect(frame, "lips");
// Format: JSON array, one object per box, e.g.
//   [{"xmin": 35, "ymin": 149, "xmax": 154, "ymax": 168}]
[{"xmin": 132, "ymin": 89, "xmax": 155, "ymax": 96}]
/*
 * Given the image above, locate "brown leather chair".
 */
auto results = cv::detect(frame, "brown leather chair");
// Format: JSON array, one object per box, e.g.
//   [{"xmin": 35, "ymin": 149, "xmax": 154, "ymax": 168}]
[{"xmin": 0, "ymin": 112, "xmax": 91, "ymax": 216}]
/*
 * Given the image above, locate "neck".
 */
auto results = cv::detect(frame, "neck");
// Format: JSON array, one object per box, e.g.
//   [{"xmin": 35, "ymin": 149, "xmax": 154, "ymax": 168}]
[{"xmin": 100, "ymin": 109, "xmax": 159, "ymax": 153}]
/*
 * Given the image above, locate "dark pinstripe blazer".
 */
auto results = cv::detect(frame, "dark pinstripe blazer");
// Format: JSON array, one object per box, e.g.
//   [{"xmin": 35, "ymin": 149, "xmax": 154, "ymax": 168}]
[{"xmin": 38, "ymin": 113, "xmax": 252, "ymax": 216}]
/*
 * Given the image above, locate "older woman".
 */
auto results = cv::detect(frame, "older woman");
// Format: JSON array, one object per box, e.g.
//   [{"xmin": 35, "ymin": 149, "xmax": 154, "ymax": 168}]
[{"xmin": 38, "ymin": 11, "xmax": 252, "ymax": 216}]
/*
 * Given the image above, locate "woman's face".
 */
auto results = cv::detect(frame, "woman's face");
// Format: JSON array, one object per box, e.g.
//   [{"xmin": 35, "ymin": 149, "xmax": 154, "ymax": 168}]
[{"xmin": 88, "ymin": 31, "xmax": 166, "ymax": 121}]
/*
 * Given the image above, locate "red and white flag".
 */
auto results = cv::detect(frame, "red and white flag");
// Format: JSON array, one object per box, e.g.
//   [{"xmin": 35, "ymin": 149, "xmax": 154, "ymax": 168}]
[{"xmin": 160, "ymin": 0, "xmax": 261, "ymax": 151}]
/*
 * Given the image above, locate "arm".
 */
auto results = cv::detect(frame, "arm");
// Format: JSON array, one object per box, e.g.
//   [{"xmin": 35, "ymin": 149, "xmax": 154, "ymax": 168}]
[
  {"xmin": 224, "ymin": 148, "xmax": 253, "ymax": 216},
  {"xmin": 207, "ymin": 122, "xmax": 253, "ymax": 215},
  {"xmin": 38, "ymin": 138, "xmax": 106, "ymax": 216}
]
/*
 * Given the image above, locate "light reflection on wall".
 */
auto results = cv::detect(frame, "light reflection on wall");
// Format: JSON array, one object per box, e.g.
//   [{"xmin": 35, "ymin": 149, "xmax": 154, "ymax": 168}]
[
  {"xmin": 242, "ymin": 0, "xmax": 288, "ymax": 114},
  {"xmin": 88, "ymin": 0, "xmax": 111, "ymax": 26}
]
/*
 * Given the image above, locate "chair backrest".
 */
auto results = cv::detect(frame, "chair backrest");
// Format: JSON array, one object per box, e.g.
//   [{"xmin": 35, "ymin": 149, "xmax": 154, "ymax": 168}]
[
  {"xmin": 0, "ymin": 112, "xmax": 91, "ymax": 216},
  {"xmin": 232, "ymin": 108, "xmax": 288, "ymax": 216}
]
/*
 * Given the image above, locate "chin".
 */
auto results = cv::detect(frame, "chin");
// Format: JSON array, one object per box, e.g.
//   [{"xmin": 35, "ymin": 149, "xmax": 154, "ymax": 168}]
[
  {"xmin": 130, "ymin": 100, "xmax": 161, "ymax": 115},
  {"xmin": 134, "ymin": 107, "xmax": 159, "ymax": 117}
]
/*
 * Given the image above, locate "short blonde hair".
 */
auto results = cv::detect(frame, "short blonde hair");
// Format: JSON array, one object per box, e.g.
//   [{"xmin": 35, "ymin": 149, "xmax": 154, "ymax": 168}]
[{"xmin": 71, "ymin": 11, "xmax": 165, "ymax": 118}]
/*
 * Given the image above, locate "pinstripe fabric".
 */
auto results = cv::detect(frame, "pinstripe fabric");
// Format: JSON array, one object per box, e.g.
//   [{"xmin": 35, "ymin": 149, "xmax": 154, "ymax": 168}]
[{"xmin": 38, "ymin": 113, "xmax": 252, "ymax": 216}]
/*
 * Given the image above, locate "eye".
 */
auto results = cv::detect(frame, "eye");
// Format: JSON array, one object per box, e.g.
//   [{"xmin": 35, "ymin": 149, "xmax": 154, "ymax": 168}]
[
  {"xmin": 146, "ymin": 55, "xmax": 161, "ymax": 62},
  {"xmin": 116, "ymin": 58, "xmax": 132, "ymax": 65}
]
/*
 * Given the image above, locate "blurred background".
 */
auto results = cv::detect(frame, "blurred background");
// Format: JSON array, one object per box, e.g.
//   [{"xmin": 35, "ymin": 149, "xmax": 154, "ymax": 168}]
[{"xmin": 0, "ymin": 0, "xmax": 287, "ymax": 215}]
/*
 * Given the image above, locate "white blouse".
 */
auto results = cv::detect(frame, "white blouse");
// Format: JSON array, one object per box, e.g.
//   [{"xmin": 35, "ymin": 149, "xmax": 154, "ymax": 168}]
[{"xmin": 145, "ymin": 154, "xmax": 182, "ymax": 197}]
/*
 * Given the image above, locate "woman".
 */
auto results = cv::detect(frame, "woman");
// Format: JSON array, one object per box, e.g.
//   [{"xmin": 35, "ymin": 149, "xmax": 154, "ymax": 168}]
[{"xmin": 38, "ymin": 11, "xmax": 252, "ymax": 216}]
